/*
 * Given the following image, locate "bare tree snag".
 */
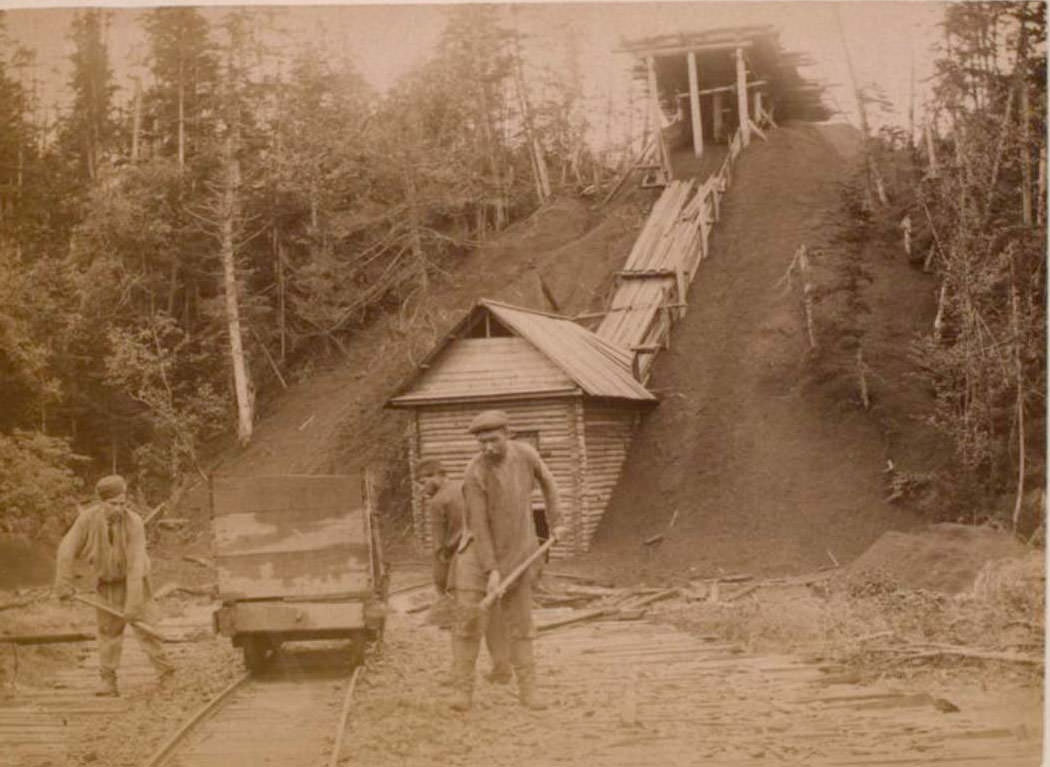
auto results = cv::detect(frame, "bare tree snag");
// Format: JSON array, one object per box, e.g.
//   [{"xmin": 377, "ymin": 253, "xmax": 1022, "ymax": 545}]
[
  {"xmin": 131, "ymin": 75, "xmax": 142, "ymax": 163},
  {"xmin": 1018, "ymin": 15, "xmax": 1033, "ymax": 226},
  {"xmin": 857, "ymin": 347, "xmax": 870, "ymax": 410},
  {"xmin": 1038, "ymin": 143, "xmax": 1047, "ymax": 228},
  {"xmin": 220, "ymin": 129, "xmax": 253, "ymax": 446},
  {"xmin": 933, "ymin": 282, "xmax": 947, "ymax": 343},
  {"xmin": 836, "ymin": 5, "xmax": 886, "ymax": 206},
  {"xmin": 924, "ymin": 118, "xmax": 939, "ymax": 177},
  {"xmin": 1010, "ymin": 260, "xmax": 1025, "ymax": 532}
]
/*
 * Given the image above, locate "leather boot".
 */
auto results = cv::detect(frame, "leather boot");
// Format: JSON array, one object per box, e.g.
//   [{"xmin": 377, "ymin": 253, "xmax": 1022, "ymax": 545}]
[
  {"xmin": 95, "ymin": 671, "xmax": 119, "ymax": 697},
  {"xmin": 484, "ymin": 664, "xmax": 512, "ymax": 685},
  {"xmin": 484, "ymin": 602, "xmax": 512, "ymax": 685},
  {"xmin": 449, "ymin": 635, "xmax": 479, "ymax": 712},
  {"xmin": 510, "ymin": 639, "xmax": 546, "ymax": 711}
]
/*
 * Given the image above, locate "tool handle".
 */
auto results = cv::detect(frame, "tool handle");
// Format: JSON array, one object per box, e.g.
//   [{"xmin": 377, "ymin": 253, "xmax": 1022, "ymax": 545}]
[
  {"xmin": 480, "ymin": 535, "xmax": 557, "ymax": 611},
  {"xmin": 71, "ymin": 594, "xmax": 168, "ymax": 642}
]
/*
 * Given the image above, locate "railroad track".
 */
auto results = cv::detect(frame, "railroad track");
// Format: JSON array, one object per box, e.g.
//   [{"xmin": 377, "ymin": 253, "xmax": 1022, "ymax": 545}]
[{"xmin": 142, "ymin": 646, "xmax": 364, "ymax": 767}]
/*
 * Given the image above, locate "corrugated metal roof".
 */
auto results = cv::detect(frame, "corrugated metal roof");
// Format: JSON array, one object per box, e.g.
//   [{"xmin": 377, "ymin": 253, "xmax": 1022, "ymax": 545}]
[{"xmin": 388, "ymin": 301, "xmax": 656, "ymax": 407}]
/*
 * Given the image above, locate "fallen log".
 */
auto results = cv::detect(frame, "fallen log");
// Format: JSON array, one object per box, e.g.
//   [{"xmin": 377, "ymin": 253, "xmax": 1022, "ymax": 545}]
[
  {"xmin": 558, "ymin": 584, "xmax": 625, "ymax": 598},
  {"xmin": 0, "ymin": 597, "xmax": 37, "ymax": 612},
  {"xmin": 387, "ymin": 579, "xmax": 433, "ymax": 597},
  {"xmin": 724, "ymin": 583, "xmax": 760, "ymax": 602},
  {"xmin": 623, "ymin": 587, "xmax": 680, "ymax": 609},
  {"xmin": 153, "ymin": 583, "xmax": 179, "ymax": 600},
  {"xmin": 545, "ymin": 571, "xmax": 614, "ymax": 587},
  {"xmin": 182, "ymin": 555, "xmax": 213, "ymax": 569},
  {"xmin": 870, "ymin": 645, "xmax": 1043, "ymax": 666},
  {"xmin": 0, "ymin": 631, "xmax": 95, "ymax": 645},
  {"xmin": 537, "ymin": 606, "xmax": 618, "ymax": 633}
]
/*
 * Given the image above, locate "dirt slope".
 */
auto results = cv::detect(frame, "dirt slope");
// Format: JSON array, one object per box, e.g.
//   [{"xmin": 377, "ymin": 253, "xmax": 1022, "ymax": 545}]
[
  {"xmin": 174, "ymin": 194, "xmax": 652, "ymax": 539},
  {"xmin": 589, "ymin": 122, "xmax": 918, "ymax": 581}
]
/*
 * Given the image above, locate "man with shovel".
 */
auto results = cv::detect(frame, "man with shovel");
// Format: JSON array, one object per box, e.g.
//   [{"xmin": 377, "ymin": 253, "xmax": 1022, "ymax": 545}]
[
  {"xmin": 450, "ymin": 410, "xmax": 567, "ymax": 712},
  {"xmin": 418, "ymin": 457, "xmax": 511, "ymax": 684},
  {"xmin": 53, "ymin": 475, "xmax": 175, "ymax": 697}
]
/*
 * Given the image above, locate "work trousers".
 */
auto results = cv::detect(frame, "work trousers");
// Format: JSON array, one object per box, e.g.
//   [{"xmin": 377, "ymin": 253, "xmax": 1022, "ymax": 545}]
[
  {"xmin": 96, "ymin": 579, "xmax": 173, "ymax": 679},
  {"xmin": 448, "ymin": 543, "xmax": 512, "ymax": 669}
]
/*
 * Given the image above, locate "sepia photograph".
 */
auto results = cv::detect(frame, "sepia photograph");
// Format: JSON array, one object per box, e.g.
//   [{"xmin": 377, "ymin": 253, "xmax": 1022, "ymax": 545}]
[{"xmin": 0, "ymin": 1, "xmax": 1045, "ymax": 765}]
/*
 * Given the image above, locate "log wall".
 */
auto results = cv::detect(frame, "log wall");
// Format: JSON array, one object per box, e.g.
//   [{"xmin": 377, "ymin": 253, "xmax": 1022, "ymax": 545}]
[
  {"xmin": 408, "ymin": 397, "xmax": 644, "ymax": 557},
  {"xmin": 409, "ymin": 398, "xmax": 582, "ymax": 557},
  {"xmin": 580, "ymin": 403, "xmax": 639, "ymax": 549}
]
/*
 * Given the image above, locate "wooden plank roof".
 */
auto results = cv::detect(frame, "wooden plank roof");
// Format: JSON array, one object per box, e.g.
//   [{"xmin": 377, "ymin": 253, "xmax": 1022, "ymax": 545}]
[
  {"xmin": 616, "ymin": 24, "xmax": 778, "ymax": 57},
  {"xmin": 387, "ymin": 337, "xmax": 576, "ymax": 404},
  {"xmin": 387, "ymin": 300, "xmax": 656, "ymax": 407}
]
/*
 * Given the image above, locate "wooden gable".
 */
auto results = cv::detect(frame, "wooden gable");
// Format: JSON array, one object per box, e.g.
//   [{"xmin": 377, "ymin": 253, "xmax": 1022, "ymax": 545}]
[{"xmin": 394, "ymin": 336, "xmax": 576, "ymax": 404}]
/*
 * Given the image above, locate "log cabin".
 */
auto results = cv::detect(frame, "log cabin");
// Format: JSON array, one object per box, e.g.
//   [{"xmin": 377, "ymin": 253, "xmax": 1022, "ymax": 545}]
[{"xmin": 386, "ymin": 299, "xmax": 657, "ymax": 557}]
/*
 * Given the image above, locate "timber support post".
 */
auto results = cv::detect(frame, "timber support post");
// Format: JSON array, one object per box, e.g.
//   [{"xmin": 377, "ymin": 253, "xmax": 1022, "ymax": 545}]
[
  {"xmin": 687, "ymin": 51, "xmax": 703, "ymax": 159},
  {"xmin": 735, "ymin": 47, "xmax": 751, "ymax": 147}
]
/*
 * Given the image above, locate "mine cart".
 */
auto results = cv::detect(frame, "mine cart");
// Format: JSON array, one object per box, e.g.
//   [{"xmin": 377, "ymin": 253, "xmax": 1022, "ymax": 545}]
[{"xmin": 210, "ymin": 474, "xmax": 387, "ymax": 672}]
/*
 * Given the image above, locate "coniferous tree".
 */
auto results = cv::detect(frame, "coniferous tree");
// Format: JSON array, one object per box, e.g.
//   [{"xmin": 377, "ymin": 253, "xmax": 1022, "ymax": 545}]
[
  {"xmin": 143, "ymin": 6, "xmax": 218, "ymax": 171},
  {"xmin": 59, "ymin": 9, "xmax": 117, "ymax": 182}
]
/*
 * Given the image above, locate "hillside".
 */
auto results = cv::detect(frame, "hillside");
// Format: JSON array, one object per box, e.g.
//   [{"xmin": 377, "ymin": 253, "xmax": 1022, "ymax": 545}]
[
  {"xmin": 174, "ymin": 121, "xmax": 933, "ymax": 578},
  {"xmin": 173, "ymin": 193, "xmax": 654, "ymax": 541},
  {"xmin": 588, "ymin": 122, "xmax": 922, "ymax": 580}
]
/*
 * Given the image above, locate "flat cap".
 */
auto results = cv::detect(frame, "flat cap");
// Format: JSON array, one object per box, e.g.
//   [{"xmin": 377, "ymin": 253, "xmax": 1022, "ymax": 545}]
[
  {"xmin": 416, "ymin": 457, "xmax": 445, "ymax": 475},
  {"xmin": 468, "ymin": 409, "xmax": 510, "ymax": 434},
  {"xmin": 96, "ymin": 475, "xmax": 127, "ymax": 500}
]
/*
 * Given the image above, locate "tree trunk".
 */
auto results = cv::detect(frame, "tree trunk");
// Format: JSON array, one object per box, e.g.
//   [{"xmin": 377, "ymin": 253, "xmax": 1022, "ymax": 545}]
[
  {"xmin": 220, "ymin": 130, "xmax": 253, "ymax": 446},
  {"xmin": 510, "ymin": 16, "xmax": 549, "ymax": 204},
  {"xmin": 177, "ymin": 56, "xmax": 186, "ymax": 173},
  {"xmin": 835, "ymin": 5, "xmax": 885, "ymax": 206},
  {"xmin": 1010, "ymin": 260, "xmax": 1025, "ymax": 531},
  {"xmin": 1018, "ymin": 14, "xmax": 1032, "ymax": 226},
  {"xmin": 131, "ymin": 76, "xmax": 142, "ymax": 163},
  {"xmin": 275, "ymin": 229, "xmax": 286, "ymax": 363},
  {"xmin": 924, "ymin": 118, "xmax": 939, "ymax": 176}
]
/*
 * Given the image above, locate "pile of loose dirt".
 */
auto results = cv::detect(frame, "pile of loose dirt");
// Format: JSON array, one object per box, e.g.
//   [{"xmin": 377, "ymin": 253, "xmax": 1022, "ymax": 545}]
[{"xmin": 845, "ymin": 523, "xmax": 1032, "ymax": 595}]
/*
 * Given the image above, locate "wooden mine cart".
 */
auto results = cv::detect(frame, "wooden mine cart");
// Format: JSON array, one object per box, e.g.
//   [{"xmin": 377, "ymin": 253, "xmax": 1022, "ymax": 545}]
[{"xmin": 210, "ymin": 474, "xmax": 387, "ymax": 672}]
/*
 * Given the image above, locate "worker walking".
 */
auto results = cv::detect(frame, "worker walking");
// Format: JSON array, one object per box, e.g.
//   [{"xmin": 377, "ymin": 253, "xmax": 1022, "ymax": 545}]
[
  {"xmin": 451, "ymin": 410, "xmax": 568, "ymax": 712},
  {"xmin": 53, "ymin": 475, "xmax": 174, "ymax": 697},
  {"xmin": 418, "ymin": 457, "xmax": 511, "ymax": 684}
]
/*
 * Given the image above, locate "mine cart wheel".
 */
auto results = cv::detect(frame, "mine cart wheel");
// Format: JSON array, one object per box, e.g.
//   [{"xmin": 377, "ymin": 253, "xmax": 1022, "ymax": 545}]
[{"xmin": 242, "ymin": 635, "xmax": 276, "ymax": 673}]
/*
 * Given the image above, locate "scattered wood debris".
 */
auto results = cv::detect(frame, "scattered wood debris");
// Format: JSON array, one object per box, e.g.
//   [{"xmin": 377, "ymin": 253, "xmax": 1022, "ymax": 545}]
[{"xmin": 0, "ymin": 631, "xmax": 95, "ymax": 645}]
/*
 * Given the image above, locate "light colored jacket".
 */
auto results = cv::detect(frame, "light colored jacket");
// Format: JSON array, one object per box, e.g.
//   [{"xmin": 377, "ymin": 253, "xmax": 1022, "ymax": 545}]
[
  {"xmin": 463, "ymin": 441, "xmax": 561, "ymax": 576},
  {"xmin": 54, "ymin": 499, "xmax": 151, "ymax": 612}
]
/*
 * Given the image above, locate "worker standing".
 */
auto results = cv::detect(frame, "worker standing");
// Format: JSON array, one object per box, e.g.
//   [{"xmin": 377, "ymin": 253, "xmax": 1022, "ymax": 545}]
[
  {"xmin": 53, "ymin": 475, "xmax": 174, "ymax": 697},
  {"xmin": 451, "ymin": 410, "xmax": 568, "ymax": 712},
  {"xmin": 418, "ymin": 457, "xmax": 511, "ymax": 685}
]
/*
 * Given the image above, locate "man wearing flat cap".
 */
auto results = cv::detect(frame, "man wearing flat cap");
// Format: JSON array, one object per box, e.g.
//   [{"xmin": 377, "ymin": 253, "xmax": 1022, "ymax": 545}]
[
  {"xmin": 418, "ymin": 457, "xmax": 511, "ymax": 685},
  {"xmin": 449, "ymin": 409, "xmax": 568, "ymax": 711},
  {"xmin": 54, "ymin": 475, "xmax": 174, "ymax": 697}
]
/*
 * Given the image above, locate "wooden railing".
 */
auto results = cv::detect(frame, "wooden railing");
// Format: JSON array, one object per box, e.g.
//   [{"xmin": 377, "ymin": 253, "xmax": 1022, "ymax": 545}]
[{"xmin": 591, "ymin": 119, "xmax": 774, "ymax": 382}]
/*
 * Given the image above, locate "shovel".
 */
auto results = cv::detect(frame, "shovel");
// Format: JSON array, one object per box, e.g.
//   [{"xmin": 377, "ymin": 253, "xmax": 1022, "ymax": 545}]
[
  {"xmin": 72, "ymin": 594, "xmax": 180, "ymax": 643},
  {"xmin": 479, "ymin": 535, "xmax": 558, "ymax": 611}
]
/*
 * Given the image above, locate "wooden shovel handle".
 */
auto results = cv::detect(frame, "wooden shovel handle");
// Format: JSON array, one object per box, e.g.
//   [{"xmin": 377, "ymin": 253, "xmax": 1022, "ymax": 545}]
[
  {"xmin": 479, "ymin": 536, "xmax": 557, "ymax": 611},
  {"xmin": 71, "ymin": 594, "xmax": 168, "ymax": 642}
]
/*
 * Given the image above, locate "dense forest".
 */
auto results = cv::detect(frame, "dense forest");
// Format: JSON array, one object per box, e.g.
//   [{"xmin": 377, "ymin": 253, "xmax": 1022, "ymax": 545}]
[
  {"xmin": 0, "ymin": 3, "xmax": 1045, "ymax": 538},
  {"xmin": 850, "ymin": 2, "xmax": 1046, "ymax": 534},
  {"xmin": 0, "ymin": 6, "xmax": 617, "ymax": 529}
]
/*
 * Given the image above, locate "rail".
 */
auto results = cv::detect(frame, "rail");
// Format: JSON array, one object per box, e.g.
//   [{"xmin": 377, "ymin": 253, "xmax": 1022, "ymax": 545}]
[{"xmin": 141, "ymin": 660, "xmax": 365, "ymax": 767}]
